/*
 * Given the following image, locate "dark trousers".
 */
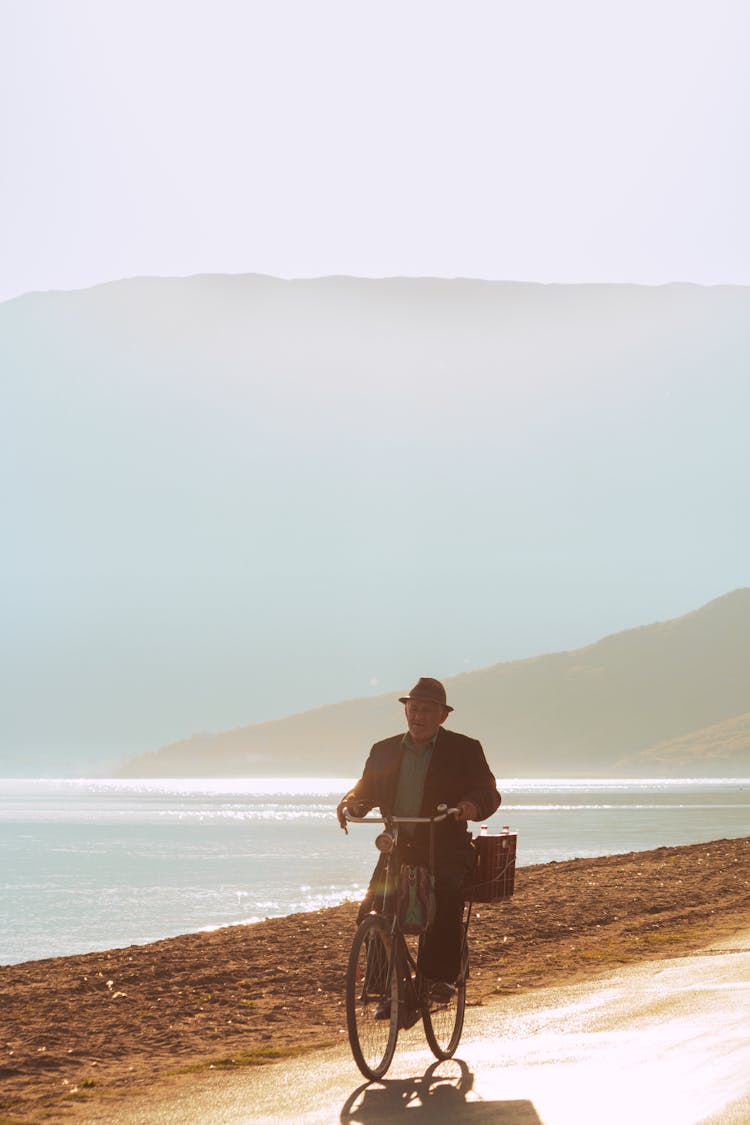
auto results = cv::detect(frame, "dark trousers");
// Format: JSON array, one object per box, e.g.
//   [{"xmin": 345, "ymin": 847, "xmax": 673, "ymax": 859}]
[
  {"xmin": 418, "ymin": 860, "xmax": 467, "ymax": 982},
  {"xmin": 358, "ymin": 841, "xmax": 473, "ymax": 984}
]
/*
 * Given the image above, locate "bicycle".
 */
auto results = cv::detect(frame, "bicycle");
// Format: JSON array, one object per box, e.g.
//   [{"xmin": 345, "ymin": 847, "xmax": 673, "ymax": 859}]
[{"xmin": 343, "ymin": 805, "xmax": 472, "ymax": 1081}]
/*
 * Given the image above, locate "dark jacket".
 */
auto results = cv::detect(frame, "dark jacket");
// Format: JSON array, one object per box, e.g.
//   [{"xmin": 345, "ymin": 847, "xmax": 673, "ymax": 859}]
[{"xmin": 351, "ymin": 727, "xmax": 501, "ymax": 863}]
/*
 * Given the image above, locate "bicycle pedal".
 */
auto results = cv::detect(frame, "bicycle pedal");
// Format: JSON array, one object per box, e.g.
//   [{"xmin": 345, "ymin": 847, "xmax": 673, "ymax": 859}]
[{"xmin": 399, "ymin": 1004, "xmax": 421, "ymax": 1030}]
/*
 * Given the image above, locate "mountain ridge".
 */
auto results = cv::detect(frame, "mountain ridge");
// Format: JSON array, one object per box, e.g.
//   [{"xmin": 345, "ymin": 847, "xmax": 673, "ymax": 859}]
[{"xmin": 3, "ymin": 274, "xmax": 749, "ymax": 772}]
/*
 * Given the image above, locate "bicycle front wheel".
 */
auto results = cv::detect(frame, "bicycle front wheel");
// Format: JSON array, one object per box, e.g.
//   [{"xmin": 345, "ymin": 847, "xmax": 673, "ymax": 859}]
[
  {"xmin": 422, "ymin": 941, "xmax": 468, "ymax": 1059},
  {"xmin": 345, "ymin": 914, "xmax": 399, "ymax": 1080}
]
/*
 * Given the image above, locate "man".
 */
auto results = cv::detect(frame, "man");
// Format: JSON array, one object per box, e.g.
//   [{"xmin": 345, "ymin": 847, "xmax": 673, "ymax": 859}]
[{"xmin": 336, "ymin": 677, "xmax": 500, "ymax": 999}]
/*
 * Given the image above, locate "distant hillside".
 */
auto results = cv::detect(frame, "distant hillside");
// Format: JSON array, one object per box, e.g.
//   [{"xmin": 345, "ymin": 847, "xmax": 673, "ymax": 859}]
[
  {"xmin": 3, "ymin": 275, "xmax": 749, "ymax": 774},
  {"xmin": 118, "ymin": 589, "xmax": 750, "ymax": 778}
]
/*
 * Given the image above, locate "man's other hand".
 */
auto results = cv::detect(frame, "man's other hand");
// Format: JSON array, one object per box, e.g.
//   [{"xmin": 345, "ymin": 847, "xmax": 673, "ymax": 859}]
[
  {"xmin": 336, "ymin": 793, "xmax": 366, "ymax": 831},
  {"xmin": 455, "ymin": 800, "xmax": 479, "ymax": 822}
]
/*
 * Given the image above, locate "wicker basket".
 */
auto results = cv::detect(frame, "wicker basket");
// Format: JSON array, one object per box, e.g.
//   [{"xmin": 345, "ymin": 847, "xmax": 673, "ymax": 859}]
[{"xmin": 466, "ymin": 832, "xmax": 517, "ymax": 903}]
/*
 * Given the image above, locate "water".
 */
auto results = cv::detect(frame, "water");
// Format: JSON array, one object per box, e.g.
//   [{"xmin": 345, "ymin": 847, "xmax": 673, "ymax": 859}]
[{"xmin": 1, "ymin": 777, "xmax": 747, "ymax": 966}]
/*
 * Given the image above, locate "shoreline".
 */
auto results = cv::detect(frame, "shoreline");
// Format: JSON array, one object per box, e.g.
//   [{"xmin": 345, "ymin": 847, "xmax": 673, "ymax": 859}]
[
  {"xmin": 1, "ymin": 836, "xmax": 748, "ymax": 1123},
  {"xmin": 4, "ymin": 774, "xmax": 748, "ymax": 970}
]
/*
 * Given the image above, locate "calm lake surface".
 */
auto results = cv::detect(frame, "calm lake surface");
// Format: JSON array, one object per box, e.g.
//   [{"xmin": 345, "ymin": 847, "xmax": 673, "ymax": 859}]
[{"xmin": 1, "ymin": 777, "xmax": 748, "ymax": 965}]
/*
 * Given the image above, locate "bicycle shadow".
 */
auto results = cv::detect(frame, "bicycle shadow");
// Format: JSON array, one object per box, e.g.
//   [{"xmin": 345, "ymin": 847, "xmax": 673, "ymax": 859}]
[{"xmin": 339, "ymin": 1058, "xmax": 544, "ymax": 1124}]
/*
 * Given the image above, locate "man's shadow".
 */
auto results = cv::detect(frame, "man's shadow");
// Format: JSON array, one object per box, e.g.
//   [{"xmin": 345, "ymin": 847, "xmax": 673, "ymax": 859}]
[{"xmin": 339, "ymin": 1058, "xmax": 544, "ymax": 1124}]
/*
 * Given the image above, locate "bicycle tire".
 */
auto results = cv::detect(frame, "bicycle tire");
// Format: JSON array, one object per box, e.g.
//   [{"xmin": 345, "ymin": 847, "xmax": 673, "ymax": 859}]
[
  {"xmin": 345, "ymin": 914, "xmax": 399, "ymax": 1080},
  {"xmin": 422, "ymin": 941, "xmax": 468, "ymax": 1059}
]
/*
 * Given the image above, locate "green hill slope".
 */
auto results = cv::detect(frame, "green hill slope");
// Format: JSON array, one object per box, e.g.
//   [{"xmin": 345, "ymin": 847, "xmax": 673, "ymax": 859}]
[
  {"xmin": 118, "ymin": 588, "xmax": 750, "ymax": 778},
  {"xmin": 617, "ymin": 711, "xmax": 750, "ymax": 775}
]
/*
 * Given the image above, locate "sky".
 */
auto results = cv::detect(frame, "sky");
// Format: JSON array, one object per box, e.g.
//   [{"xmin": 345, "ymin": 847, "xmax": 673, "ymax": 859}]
[{"xmin": 2, "ymin": 0, "xmax": 750, "ymax": 304}]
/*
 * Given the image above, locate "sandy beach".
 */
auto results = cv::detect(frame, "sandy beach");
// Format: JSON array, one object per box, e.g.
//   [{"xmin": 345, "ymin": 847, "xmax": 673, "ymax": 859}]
[{"xmin": 2, "ymin": 836, "xmax": 748, "ymax": 1124}]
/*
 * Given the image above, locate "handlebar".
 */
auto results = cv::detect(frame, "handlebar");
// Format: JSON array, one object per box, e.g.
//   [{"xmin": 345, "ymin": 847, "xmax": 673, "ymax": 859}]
[{"xmin": 344, "ymin": 804, "xmax": 461, "ymax": 825}]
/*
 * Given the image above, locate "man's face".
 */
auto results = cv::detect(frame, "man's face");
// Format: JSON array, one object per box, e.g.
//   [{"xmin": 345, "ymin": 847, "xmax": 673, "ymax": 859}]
[{"xmin": 405, "ymin": 699, "xmax": 448, "ymax": 745}]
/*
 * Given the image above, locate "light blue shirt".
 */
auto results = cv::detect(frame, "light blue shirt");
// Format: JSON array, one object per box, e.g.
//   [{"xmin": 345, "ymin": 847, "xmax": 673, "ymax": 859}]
[{"xmin": 393, "ymin": 731, "xmax": 437, "ymax": 834}]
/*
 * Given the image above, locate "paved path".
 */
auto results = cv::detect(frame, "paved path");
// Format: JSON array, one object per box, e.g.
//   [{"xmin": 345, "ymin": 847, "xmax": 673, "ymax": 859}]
[{"xmin": 98, "ymin": 930, "xmax": 750, "ymax": 1125}]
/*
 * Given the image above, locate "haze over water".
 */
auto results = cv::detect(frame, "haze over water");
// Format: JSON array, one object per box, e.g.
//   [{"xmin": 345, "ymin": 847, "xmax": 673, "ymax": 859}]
[{"xmin": 1, "ymin": 777, "xmax": 747, "ymax": 966}]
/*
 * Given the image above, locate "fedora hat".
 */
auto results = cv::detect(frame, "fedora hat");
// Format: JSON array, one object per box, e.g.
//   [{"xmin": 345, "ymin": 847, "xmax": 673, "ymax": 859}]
[{"xmin": 399, "ymin": 677, "xmax": 453, "ymax": 712}]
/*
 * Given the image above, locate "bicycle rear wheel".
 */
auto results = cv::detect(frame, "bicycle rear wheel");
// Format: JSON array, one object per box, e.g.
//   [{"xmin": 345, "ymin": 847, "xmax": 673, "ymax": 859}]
[
  {"xmin": 345, "ymin": 914, "xmax": 399, "ymax": 1080},
  {"xmin": 422, "ymin": 941, "xmax": 468, "ymax": 1059}
]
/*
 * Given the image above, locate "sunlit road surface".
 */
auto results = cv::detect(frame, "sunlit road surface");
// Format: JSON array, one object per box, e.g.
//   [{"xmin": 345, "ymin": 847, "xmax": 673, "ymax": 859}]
[{"xmin": 104, "ymin": 930, "xmax": 750, "ymax": 1125}]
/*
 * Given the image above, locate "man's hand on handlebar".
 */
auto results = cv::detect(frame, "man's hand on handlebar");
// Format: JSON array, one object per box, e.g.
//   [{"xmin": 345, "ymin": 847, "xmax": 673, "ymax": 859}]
[
  {"xmin": 454, "ymin": 799, "xmax": 479, "ymax": 822},
  {"xmin": 336, "ymin": 793, "xmax": 367, "ymax": 833}
]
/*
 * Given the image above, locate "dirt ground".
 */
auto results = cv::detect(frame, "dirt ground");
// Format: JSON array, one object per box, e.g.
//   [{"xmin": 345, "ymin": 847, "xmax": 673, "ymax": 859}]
[{"xmin": 1, "ymin": 836, "xmax": 748, "ymax": 1124}]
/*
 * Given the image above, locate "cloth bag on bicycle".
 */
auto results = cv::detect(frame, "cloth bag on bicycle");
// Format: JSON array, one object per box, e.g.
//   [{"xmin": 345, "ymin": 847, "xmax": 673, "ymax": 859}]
[{"xmin": 396, "ymin": 864, "xmax": 436, "ymax": 934}]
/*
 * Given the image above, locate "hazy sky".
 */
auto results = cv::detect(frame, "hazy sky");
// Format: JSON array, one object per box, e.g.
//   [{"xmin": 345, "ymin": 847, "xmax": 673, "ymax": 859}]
[{"xmin": 2, "ymin": 0, "xmax": 749, "ymax": 304}]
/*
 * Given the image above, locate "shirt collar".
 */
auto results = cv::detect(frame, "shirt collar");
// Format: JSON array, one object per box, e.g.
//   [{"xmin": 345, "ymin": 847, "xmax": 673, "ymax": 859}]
[{"xmin": 402, "ymin": 729, "xmax": 440, "ymax": 753}]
